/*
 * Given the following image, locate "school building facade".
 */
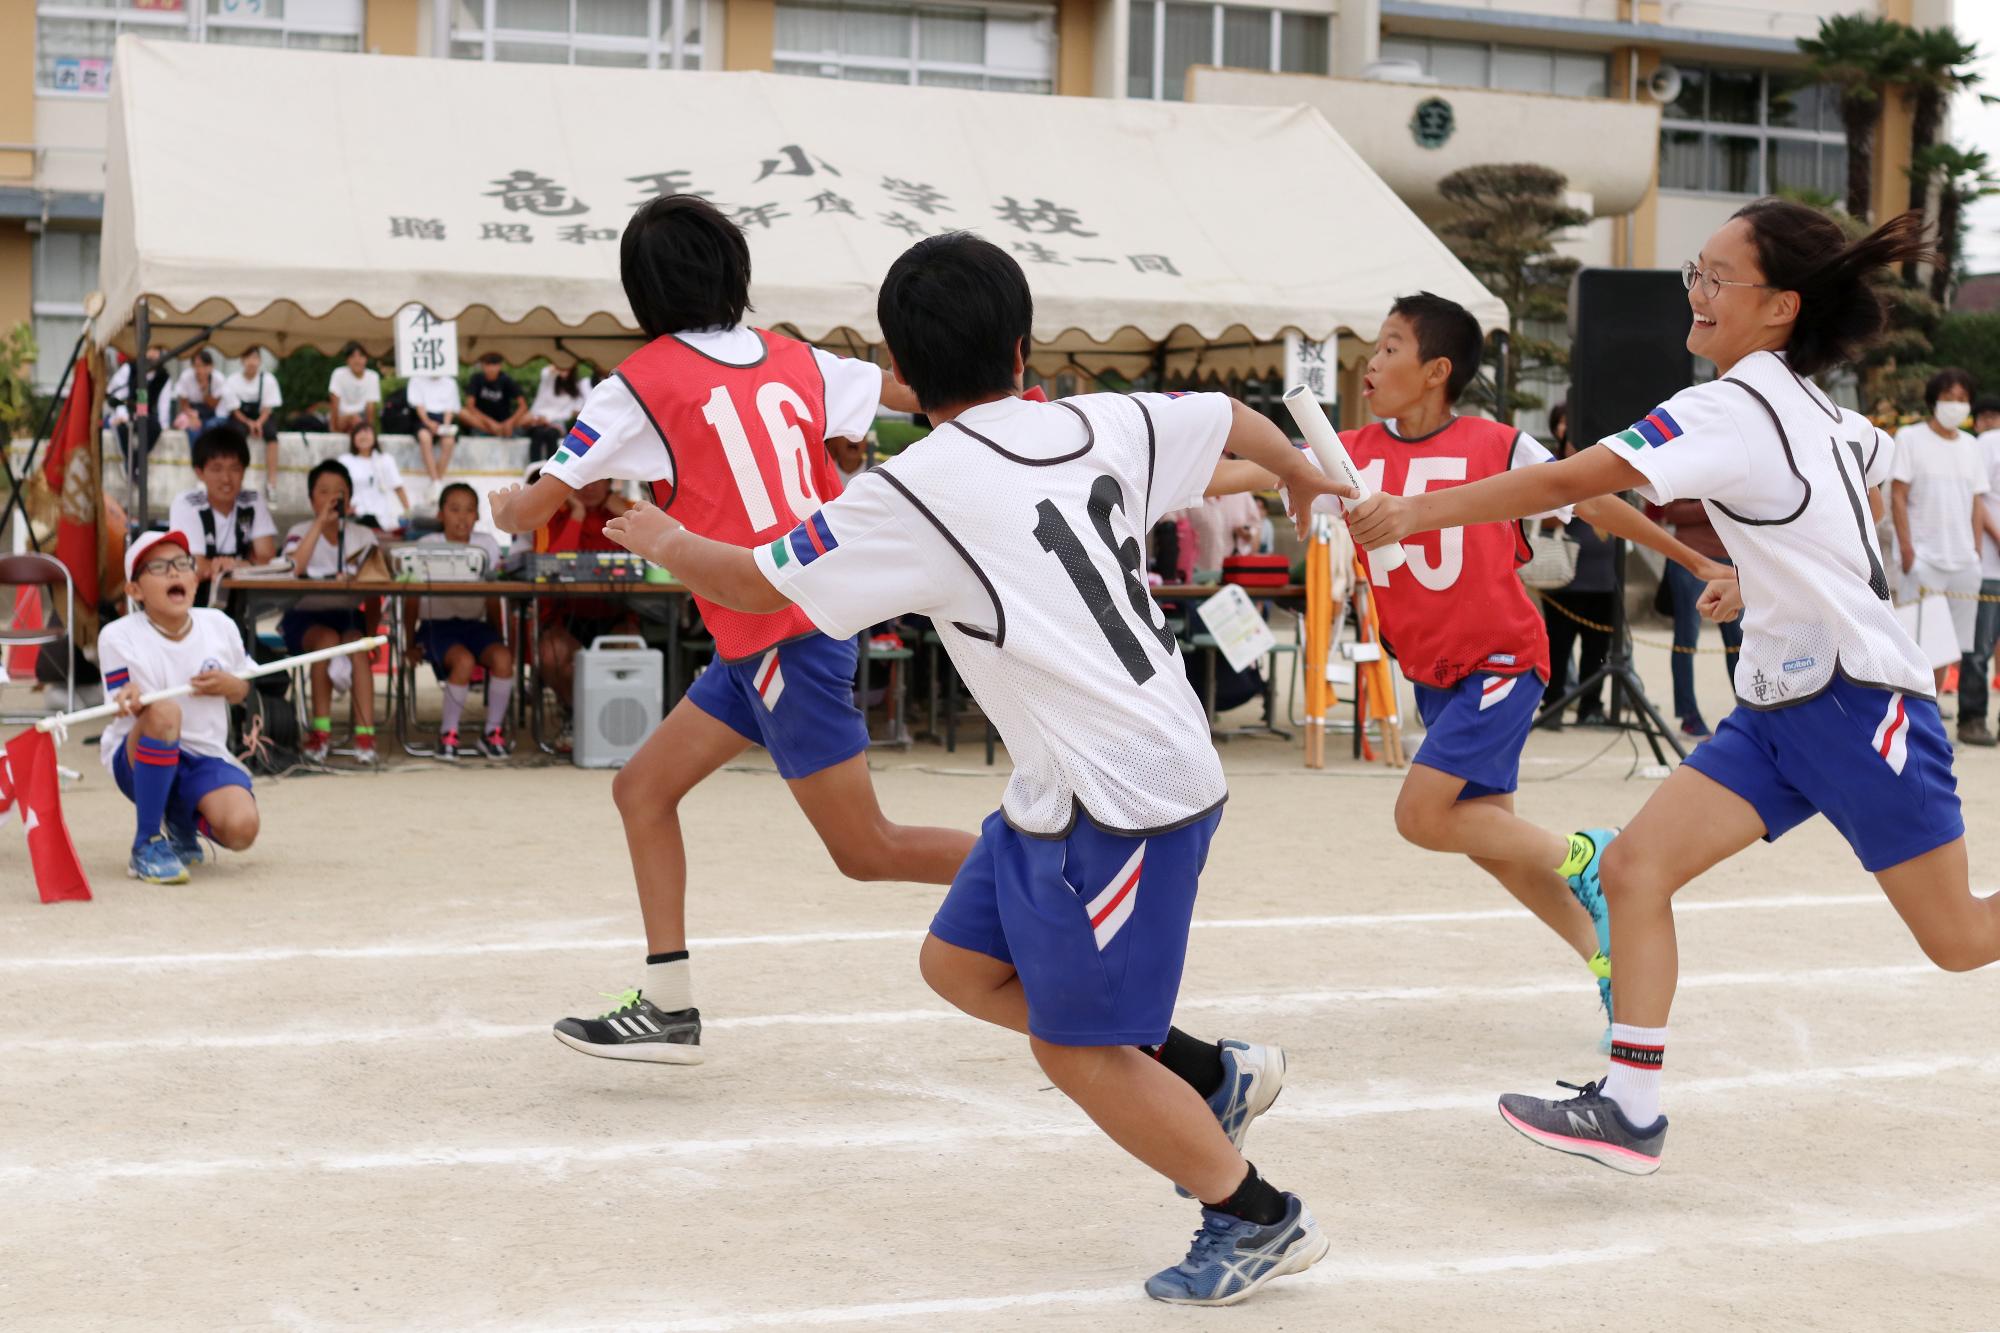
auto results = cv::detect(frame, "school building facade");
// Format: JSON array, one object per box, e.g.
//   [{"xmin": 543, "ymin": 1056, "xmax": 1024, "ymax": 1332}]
[{"xmin": 0, "ymin": 0, "xmax": 1957, "ymax": 389}]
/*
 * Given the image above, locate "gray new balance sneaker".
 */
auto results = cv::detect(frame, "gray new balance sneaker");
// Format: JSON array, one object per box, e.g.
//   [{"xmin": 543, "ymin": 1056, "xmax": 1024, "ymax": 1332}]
[{"xmin": 1498, "ymin": 1079, "xmax": 1666, "ymax": 1175}]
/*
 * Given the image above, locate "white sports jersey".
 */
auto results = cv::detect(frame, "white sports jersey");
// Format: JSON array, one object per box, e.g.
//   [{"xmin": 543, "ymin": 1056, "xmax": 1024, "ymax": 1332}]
[
  {"xmin": 167, "ymin": 486, "xmax": 276, "ymax": 558},
  {"xmin": 1606, "ymin": 350, "xmax": 1932, "ymax": 709},
  {"xmin": 98, "ymin": 609, "xmax": 254, "ymax": 776},
  {"xmin": 755, "ymin": 391, "xmax": 1232, "ymax": 836}
]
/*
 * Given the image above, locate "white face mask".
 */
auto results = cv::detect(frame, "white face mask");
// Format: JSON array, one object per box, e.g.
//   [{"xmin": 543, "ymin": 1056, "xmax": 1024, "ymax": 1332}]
[{"xmin": 1935, "ymin": 400, "xmax": 1971, "ymax": 431}]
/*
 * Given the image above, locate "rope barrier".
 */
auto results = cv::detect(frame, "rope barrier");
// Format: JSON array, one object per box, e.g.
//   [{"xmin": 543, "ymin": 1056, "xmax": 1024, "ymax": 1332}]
[{"xmin": 1537, "ymin": 593, "xmax": 1738, "ymax": 656}]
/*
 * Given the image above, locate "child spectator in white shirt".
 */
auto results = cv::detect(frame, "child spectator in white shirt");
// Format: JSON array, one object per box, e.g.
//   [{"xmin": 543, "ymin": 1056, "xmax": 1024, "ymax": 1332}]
[
  {"xmin": 337, "ymin": 422, "xmax": 410, "ymax": 535},
  {"xmin": 407, "ymin": 372, "xmax": 462, "ymax": 489},
  {"xmin": 173, "ymin": 350, "xmax": 230, "ymax": 432},
  {"xmin": 167, "ymin": 423, "xmax": 278, "ymax": 602},
  {"xmin": 328, "ymin": 343, "xmax": 382, "ymax": 434},
  {"xmin": 408, "ymin": 482, "xmax": 514, "ymax": 758},
  {"xmin": 220, "ymin": 347, "xmax": 284, "ymax": 492},
  {"xmin": 100, "ymin": 530, "xmax": 260, "ymax": 884},
  {"xmin": 281, "ymin": 459, "xmax": 383, "ymax": 764}
]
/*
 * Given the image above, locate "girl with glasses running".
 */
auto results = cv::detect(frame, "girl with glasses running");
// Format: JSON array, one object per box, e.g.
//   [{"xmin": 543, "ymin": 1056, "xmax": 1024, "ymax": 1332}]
[{"xmin": 1346, "ymin": 199, "xmax": 1995, "ymax": 1175}]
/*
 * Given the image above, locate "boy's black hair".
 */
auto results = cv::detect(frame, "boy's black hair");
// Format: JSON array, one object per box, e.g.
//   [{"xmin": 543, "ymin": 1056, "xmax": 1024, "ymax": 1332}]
[
  {"xmin": 307, "ymin": 458, "xmax": 353, "ymax": 498},
  {"xmin": 193, "ymin": 349, "xmax": 214, "ymax": 367},
  {"xmin": 478, "ymin": 351, "xmax": 505, "ymax": 366},
  {"xmin": 1925, "ymin": 366, "xmax": 1977, "ymax": 411},
  {"xmin": 877, "ymin": 232, "xmax": 1031, "ymax": 412},
  {"xmin": 437, "ymin": 481, "xmax": 478, "ymax": 513},
  {"xmin": 341, "ymin": 341, "xmax": 367, "ymax": 362},
  {"xmin": 1973, "ymin": 395, "xmax": 2000, "ymax": 418},
  {"xmin": 191, "ymin": 422, "xmax": 251, "ymax": 470},
  {"xmin": 621, "ymin": 194, "xmax": 753, "ymax": 340},
  {"xmin": 1388, "ymin": 291, "xmax": 1484, "ymax": 404}
]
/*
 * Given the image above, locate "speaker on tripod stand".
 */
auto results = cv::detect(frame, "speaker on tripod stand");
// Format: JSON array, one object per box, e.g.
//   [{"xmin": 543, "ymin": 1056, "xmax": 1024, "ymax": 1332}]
[{"xmin": 1542, "ymin": 267, "xmax": 1697, "ymax": 765}]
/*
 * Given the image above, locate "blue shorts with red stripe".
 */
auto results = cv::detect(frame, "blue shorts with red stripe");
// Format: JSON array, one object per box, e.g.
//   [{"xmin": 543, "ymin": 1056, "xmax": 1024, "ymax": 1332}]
[
  {"xmin": 1684, "ymin": 676, "xmax": 1962, "ymax": 872},
  {"xmin": 113, "ymin": 743, "xmax": 253, "ymax": 826},
  {"xmin": 1411, "ymin": 670, "xmax": 1543, "ymax": 800},
  {"xmin": 684, "ymin": 631, "xmax": 870, "ymax": 781},
  {"xmin": 929, "ymin": 806, "xmax": 1222, "ymax": 1047}
]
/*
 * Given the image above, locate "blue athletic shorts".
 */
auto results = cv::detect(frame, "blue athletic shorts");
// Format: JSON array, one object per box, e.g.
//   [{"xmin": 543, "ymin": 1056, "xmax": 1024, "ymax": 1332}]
[
  {"xmin": 685, "ymin": 632, "xmax": 870, "ymax": 781},
  {"xmin": 112, "ymin": 745, "xmax": 254, "ymax": 825},
  {"xmin": 929, "ymin": 806, "xmax": 1223, "ymax": 1047},
  {"xmin": 279, "ymin": 608, "xmax": 365, "ymax": 656},
  {"xmin": 420, "ymin": 618, "xmax": 501, "ymax": 673},
  {"xmin": 1684, "ymin": 676, "xmax": 1963, "ymax": 872},
  {"xmin": 1411, "ymin": 670, "xmax": 1543, "ymax": 800}
]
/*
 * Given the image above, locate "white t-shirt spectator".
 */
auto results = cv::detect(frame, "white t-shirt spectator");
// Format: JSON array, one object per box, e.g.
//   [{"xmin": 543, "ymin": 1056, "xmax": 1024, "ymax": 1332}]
[
  {"xmin": 168, "ymin": 485, "xmax": 278, "ymax": 559},
  {"xmin": 175, "ymin": 365, "xmax": 229, "ymax": 414},
  {"xmin": 338, "ymin": 450, "xmax": 407, "ymax": 531},
  {"xmin": 282, "ymin": 518, "xmax": 380, "ymax": 609},
  {"xmin": 1892, "ymin": 421, "xmax": 1989, "ymax": 572},
  {"xmin": 221, "ymin": 368, "xmax": 282, "ymax": 422},
  {"xmin": 98, "ymin": 608, "xmax": 254, "ymax": 777},
  {"xmin": 416, "ymin": 530, "xmax": 503, "ymax": 621},
  {"xmin": 1979, "ymin": 428, "xmax": 2000, "ymax": 582},
  {"xmin": 329, "ymin": 365, "xmax": 383, "ymax": 418},
  {"xmin": 530, "ymin": 366, "xmax": 591, "ymax": 426},
  {"xmin": 407, "ymin": 374, "xmax": 460, "ymax": 418}
]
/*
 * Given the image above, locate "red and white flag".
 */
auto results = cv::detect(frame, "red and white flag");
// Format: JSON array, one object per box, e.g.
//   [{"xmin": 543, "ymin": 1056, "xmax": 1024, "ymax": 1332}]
[{"xmin": 0, "ymin": 729, "xmax": 91, "ymax": 903}]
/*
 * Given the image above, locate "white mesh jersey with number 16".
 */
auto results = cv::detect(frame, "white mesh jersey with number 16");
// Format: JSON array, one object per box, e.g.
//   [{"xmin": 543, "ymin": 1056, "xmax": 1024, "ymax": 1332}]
[{"xmin": 755, "ymin": 391, "xmax": 1231, "ymax": 837}]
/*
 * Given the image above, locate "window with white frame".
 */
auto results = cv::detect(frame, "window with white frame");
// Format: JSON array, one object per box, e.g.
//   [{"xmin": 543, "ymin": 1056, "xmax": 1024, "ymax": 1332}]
[
  {"xmin": 30, "ymin": 228, "xmax": 100, "ymax": 391},
  {"xmin": 1127, "ymin": 2, "xmax": 1328, "ymax": 103},
  {"xmin": 35, "ymin": 1, "xmax": 365, "ymax": 92},
  {"xmin": 773, "ymin": 2, "xmax": 1055, "ymax": 94},
  {"xmin": 1657, "ymin": 64, "xmax": 1845, "ymax": 199},
  {"xmin": 1376, "ymin": 35, "xmax": 1607, "ymax": 98},
  {"xmin": 450, "ymin": 0, "xmax": 704, "ymax": 68}
]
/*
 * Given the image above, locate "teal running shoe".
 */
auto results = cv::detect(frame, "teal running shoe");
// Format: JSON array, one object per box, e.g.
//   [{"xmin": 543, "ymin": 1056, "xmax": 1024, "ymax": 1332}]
[
  {"xmin": 1560, "ymin": 828, "xmax": 1617, "ymax": 956},
  {"xmin": 1145, "ymin": 1193, "xmax": 1329, "ymax": 1306}
]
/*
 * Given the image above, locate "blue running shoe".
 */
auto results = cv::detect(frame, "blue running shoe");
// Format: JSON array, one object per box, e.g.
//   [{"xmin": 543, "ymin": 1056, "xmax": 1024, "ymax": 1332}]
[
  {"xmin": 1498, "ymin": 1079, "xmax": 1667, "ymax": 1176},
  {"xmin": 1145, "ymin": 1193, "xmax": 1329, "ymax": 1306},
  {"xmin": 166, "ymin": 814, "xmax": 204, "ymax": 867},
  {"xmin": 1561, "ymin": 828, "xmax": 1617, "ymax": 956},
  {"xmin": 128, "ymin": 833, "xmax": 189, "ymax": 885},
  {"xmin": 1176, "ymin": 1040, "xmax": 1287, "ymax": 1198}
]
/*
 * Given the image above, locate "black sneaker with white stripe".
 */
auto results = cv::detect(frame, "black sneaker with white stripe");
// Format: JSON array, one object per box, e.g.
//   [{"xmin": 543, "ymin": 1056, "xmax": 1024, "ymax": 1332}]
[{"xmin": 553, "ymin": 989, "xmax": 703, "ymax": 1065}]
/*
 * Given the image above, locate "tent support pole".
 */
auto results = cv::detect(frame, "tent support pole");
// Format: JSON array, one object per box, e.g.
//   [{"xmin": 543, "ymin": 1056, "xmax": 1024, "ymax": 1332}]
[{"xmin": 134, "ymin": 299, "xmax": 152, "ymax": 533}]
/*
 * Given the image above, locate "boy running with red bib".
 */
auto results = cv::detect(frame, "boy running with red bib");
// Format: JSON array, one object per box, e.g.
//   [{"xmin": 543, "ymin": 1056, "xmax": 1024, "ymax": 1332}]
[
  {"xmin": 1343, "ymin": 294, "xmax": 1727, "ymax": 1038},
  {"xmin": 490, "ymin": 195, "xmax": 974, "ymax": 1064}
]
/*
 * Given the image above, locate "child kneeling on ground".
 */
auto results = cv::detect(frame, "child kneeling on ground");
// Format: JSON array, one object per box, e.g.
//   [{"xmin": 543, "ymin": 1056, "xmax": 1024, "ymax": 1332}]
[
  {"xmin": 100, "ymin": 531, "xmax": 260, "ymax": 884},
  {"xmin": 408, "ymin": 482, "xmax": 514, "ymax": 758}
]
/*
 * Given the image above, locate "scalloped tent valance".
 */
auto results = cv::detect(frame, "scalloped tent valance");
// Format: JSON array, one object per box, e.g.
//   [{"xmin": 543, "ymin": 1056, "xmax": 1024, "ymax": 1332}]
[{"xmin": 93, "ymin": 37, "xmax": 1506, "ymax": 378}]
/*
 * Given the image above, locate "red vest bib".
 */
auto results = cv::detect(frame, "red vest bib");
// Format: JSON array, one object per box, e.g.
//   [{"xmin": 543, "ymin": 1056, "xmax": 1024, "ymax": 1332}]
[
  {"xmin": 616, "ymin": 330, "xmax": 845, "ymax": 661},
  {"xmin": 1342, "ymin": 417, "xmax": 1549, "ymax": 689}
]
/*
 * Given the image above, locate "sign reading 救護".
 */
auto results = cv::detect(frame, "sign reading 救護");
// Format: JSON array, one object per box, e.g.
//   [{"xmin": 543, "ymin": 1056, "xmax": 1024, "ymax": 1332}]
[
  {"xmin": 1284, "ymin": 332, "xmax": 1334, "ymax": 405},
  {"xmin": 1411, "ymin": 97, "xmax": 1455, "ymax": 150},
  {"xmin": 382, "ymin": 145, "xmax": 1187, "ymax": 278},
  {"xmin": 394, "ymin": 305, "xmax": 459, "ymax": 380}
]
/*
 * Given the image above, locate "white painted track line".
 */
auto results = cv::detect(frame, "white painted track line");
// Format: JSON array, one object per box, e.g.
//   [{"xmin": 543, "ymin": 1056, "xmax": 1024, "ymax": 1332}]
[{"xmin": 0, "ymin": 891, "xmax": 1888, "ymax": 972}]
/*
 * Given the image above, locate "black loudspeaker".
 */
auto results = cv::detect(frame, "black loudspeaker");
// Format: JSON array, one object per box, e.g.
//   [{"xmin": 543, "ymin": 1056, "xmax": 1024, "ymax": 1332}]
[{"xmin": 1567, "ymin": 268, "xmax": 1694, "ymax": 447}]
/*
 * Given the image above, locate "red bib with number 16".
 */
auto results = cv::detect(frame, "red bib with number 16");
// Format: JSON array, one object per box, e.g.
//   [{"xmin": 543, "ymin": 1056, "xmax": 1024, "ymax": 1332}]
[
  {"xmin": 1341, "ymin": 416, "xmax": 1550, "ymax": 690},
  {"xmin": 617, "ymin": 330, "xmax": 844, "ymax": 662}
]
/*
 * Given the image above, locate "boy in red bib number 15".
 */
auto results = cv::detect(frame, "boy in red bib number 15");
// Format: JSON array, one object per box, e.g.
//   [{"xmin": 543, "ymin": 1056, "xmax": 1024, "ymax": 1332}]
[
  {"xmin": 1341, "ymin": 293, "xmax": 1726, "ymax": 1047},
  {"xmin": 489, "ymin": 195, "xmax": 975, "ymax": 1065}
]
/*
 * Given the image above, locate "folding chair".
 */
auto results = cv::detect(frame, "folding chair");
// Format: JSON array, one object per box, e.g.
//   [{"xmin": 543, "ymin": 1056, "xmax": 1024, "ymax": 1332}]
[{"xmin": 0, "ymin": 553, "xmax": 75, "ymax": 722}]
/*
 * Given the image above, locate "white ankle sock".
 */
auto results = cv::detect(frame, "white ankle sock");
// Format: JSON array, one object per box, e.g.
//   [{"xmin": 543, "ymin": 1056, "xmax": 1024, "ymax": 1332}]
[
  {"xmin": 1601, "ymin": 1022, "xmax": 1667, "ymax": 1126},
  {"xmin": 645, "ymin": 953, "xmax": 693, "ymax": 1012},
  {"xmin": 483, "ymin": 676, "xmax": 513, "ymax": 733}
]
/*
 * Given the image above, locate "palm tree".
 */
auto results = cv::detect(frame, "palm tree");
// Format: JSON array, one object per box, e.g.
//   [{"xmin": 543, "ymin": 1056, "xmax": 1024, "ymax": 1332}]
[
  {"xmin": 1910, "ymin": 144, "xmax": 2000, "ymax": 304},
  {"xmin": 1800, "ymin": 13, "xmax": 1912, "ymax": 219},
  {"xmin": 1894, "ymin": 25, "xmax": 1990, "ymax": 217}
]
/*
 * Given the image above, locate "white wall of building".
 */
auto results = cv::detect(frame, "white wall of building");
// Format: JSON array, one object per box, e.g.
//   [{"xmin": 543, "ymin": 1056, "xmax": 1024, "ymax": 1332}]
[
  {"xmin": 1656, "ymin": 191, "xmax": 1739, "ymax": 272},
  {"xmin": 31, "ymin": 96, "xmax": 108, "ymax": 196}
]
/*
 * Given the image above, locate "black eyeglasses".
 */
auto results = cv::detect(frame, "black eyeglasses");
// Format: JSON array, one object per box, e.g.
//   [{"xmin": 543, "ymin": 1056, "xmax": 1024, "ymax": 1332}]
[{"xmin": 140, "ymin": 556, "xmax": 196, "ymax": 576}]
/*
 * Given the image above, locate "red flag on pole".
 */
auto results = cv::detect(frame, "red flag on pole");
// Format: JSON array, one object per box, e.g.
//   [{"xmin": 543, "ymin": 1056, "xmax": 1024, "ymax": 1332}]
[
  {"xmin": 42, "ymin": 353, "xmax": 100, "ymax": 645},
  {"xmin": 0, "ymin": 729, "xmax": 91, "ymax": 903}
]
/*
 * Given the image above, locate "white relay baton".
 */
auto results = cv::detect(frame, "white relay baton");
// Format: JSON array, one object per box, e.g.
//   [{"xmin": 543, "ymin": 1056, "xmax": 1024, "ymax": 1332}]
[{"xmin": 1282, "ymin": 385, "xmax": 1406, "ymax": 573}]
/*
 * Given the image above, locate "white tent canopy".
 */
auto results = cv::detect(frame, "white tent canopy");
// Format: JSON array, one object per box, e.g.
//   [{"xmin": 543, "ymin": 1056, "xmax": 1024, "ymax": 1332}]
[{"xmin": 94, "ymin": 36, "xmax": 1506, "ymax": 380}]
